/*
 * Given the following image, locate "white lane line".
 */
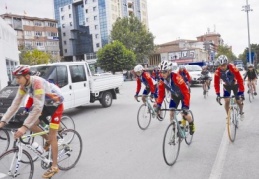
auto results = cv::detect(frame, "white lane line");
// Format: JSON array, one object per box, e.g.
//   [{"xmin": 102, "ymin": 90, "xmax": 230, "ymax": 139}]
[{"xmin": 209, "ymin": 128, "xmax": 229, "ymax": 179}]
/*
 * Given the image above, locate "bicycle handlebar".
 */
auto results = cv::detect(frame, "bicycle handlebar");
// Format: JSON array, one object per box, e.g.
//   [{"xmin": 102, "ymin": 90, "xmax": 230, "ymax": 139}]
[
  {"xmin": 135, "ymin": 95, "xmax": 155, "ymax": 103},
  {"xmin": 217, "ymin": 95, "xmax": 243, "ymax": 106}
]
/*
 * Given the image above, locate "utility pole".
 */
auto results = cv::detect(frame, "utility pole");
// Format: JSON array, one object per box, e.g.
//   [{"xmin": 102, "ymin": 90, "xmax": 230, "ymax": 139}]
[{"xmin": 242, "ymin": 0, "xmax": 253, "ymax": 64}]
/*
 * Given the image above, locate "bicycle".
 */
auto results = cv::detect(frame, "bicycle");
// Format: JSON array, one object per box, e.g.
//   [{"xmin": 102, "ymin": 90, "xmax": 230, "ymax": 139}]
[
  {"xmin": 136, "ymin": 95, "xmax": 167, "ymax": 130},
  {"xmin": 162, "ymin": 108, "xmax": 194, "ymax": 166},
  {"xmin": 247, "ymin": 80, "xmax": 255, "ymax": 103},
  {"xmin": 0, "ymin": 128, "xmax": 82, "ymax": 179},
  {"xmin": 217, "ymin": 96, "xmax": 241, "ymax": 142},
  {"xmin": 1, "ymin": 115, "xmax": 76, "ymax": 163}
]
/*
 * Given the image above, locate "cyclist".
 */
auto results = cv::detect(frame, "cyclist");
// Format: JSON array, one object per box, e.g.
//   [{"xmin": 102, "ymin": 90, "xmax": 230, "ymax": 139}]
[
  {"xmin": 151, "ymin": 67, "xmax": 160, "ymax": 82},
  {"xmin": 154, "ymin": 61, "xmax": 195, "ymax": 135},
  {"xmin": 0, "ymin": 65, "xmax": 64, "ymax": 178},
  {"xmin": 133, "ymin": 64, "xmax": 158, "ymax": 102},
  {"xmin": 200, "ymin": 65, "xmax": 212, "ymax": 94},
  {"xmin": 244, "ymin": 63, "xmax": 257, "ymax": 95},
  {"xmin": 214, "ymin": 55, "xmax": 245, "ymax": 120},
  {"xmin": 178, "ymin": 65, "xmax": 192, "ymax": 89}
]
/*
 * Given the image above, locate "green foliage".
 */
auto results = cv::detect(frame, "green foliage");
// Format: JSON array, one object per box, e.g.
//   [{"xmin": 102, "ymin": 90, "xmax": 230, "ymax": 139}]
[
  {"xmin": 97, "ymin": 40, "xmax": 136, "ymax": 74},
  {"xmin": 216, "ymin": 45, "xmax": 237, "ymax": 62},
  {"xmin": 110, "ymin": 16, "xmax": 155, "ymax": 64},
  {"xmin": 238, "ymin": 44, "xmax": 259, "ymax": 65},
  {"xmin": 19, "ymin": 48, "xmax": 50, "ymax": 65}
]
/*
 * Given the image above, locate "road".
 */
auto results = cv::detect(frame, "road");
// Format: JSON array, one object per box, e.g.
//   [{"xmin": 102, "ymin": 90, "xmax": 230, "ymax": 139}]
[{"xmin": 31, "ymin": 78, "xmax": 259, "ymax": 179}]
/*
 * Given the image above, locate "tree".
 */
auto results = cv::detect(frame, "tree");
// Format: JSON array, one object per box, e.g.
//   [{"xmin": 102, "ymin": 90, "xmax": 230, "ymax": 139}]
[
  {"xmin": 238, "ymin": 44, "xmax": 259, "ymax": 66},
  {"xmin": 21, "ymin": 49, "xmax": 50, "ymax": 65},
  {"xmin": 216, "ymin": 45, "xmax": 237, "ymax": 62},
  {"xmin": 97, "ymin": 40, "xmax": 136, "ymax": 74},
  {"xmin": 110, "ymin": 16, "xmax": 155, "ymax": 64}
]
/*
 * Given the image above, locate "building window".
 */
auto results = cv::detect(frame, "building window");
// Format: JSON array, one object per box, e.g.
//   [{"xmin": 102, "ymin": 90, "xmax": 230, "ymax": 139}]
[
  {"xmin": 85, "ymin": 9, "xmax": 88, "ymax": 13},
  {"xmin": 69, "ymin": 14, "xmax": 72, "ymax": 18},
  {"xmin": 95, "ymin": 34, "xmax": 99, "ymax": 39},
  {"xmin": 95, "ymin": 25, "xmax": 98, "ymax": 29},
  {"xmin": 61, "ymin": 16, "xmax": 64, "ymax": 20},
  {"xmin": 64, "ymin": 49, "xmax": 67, "ymax": 53},
  {"xmin": 61, "ymin": 7, "xmax": 63, "ymax": 11},
  {"xmin": 68, "ymin": 5, "xmax": 71, "ymax": 9},
  {"xmin": 35, "ymin": 31, "xmax": 42, "ymax": 36},
  {"xmin": 34, "ymin": 21, "xmax": 42, "ymax": 26},
  {"xmin": 64, "ymin": 41, "xmax": 67, "ymax": 45},
  {"xmin": 62, "ymin": 24, "xmax": 65, "ymax": 28},
  {"xmin": 70, "ymin": 22, "xmax": 73, "ymax": 26},
  {"xmin": 94, "ymin": 16, "xmax": 97, "ymax": 20},
  {"xmin": 93, "ymin": 7, "xmax": 96, "ymax": 11},
  {"xmin": 96, "ymin": 43, "xmax": 99, "ymax": 48},
  {"xmin": 85, "ymin": 0, "xmax": 87, "ymax": 4},
  {"xmin": 63, "ymin": 32, "xmax": 66, "ymax": 36}
]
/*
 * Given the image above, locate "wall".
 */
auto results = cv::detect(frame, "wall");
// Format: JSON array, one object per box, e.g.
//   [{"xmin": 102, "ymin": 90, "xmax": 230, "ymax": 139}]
[{"xmin": 0, "ymin": 17, "xmax": 19, "ymax": 90}]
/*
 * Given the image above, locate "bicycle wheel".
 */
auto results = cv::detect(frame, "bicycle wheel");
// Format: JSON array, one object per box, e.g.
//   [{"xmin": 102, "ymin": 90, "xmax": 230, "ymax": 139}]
[
  {"xmin": 162, "ymin": 121, "xmax": 181, "ymax": 166},
  {"xmin": 157, "ymin": 100, "xmax": 167, "ymax": 121},
  {"xmin": 227, "ymin": 108, "xmax": 237, "ymax": 142},
  {"xmin": 61, "ymin": 115, "xmax": 75, "ymax": 130},
  {"xmin": 0, "ymin": 129, "xmax": 10, "ymax": 155},
  {"xmin": 137, "ymin": 104, "xmax": 151, "ymax": 130},
  {"xmin": 0, "ymin": 148, "xmax": 34, "ymax": 179},
  {"xmin": 203, "ymin": 83, "xmax": 207, "ymax": 99},
  {"xmin": 58, "ymin": 129, "xmax": 82, "ymax": 170},
  {"xmin": 185, "ymin": 110, "xmax": 194, "ymax": 145},
  {"xmin": 248, "ymin": 86, "xmax": 252, "ymax": 103}
]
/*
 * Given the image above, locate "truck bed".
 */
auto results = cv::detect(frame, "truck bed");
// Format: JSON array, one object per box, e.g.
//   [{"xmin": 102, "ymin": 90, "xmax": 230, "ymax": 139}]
[{"xmin": 90, "ymin": 74, "xmax": 124, "ymax": 93}]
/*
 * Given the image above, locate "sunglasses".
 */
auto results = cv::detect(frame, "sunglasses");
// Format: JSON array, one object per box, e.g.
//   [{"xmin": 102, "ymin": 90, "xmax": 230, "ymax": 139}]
[{"xmin": 161, "ymin": 70, "xmax": 168, "ymax": 74}]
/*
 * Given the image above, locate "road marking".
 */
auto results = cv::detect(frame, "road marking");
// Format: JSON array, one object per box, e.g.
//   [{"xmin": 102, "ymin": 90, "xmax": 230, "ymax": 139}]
[{"xmin": 209, "ymin": 128, "xmax": 229, "ymax": 179}]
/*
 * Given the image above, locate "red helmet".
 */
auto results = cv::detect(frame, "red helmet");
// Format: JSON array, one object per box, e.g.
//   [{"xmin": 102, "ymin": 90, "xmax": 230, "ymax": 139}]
[{"xmin": 12, "ymin": 65, "xmax": 30, "ymax": 76}]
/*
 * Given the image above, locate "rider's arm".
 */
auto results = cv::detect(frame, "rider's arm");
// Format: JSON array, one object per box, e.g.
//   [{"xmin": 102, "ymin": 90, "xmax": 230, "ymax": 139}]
[
  {"xmin": 135, "ymin": 78, "xmax": 141, "ymax": 96},
  {"xmin": 143, "ymin": 72, "xmax": 156, "ymax": 93},
  {"xmin": 229, "ymin": 65, "xmax": 244, "ymax": 92},
  {"xmin": 214, "ymin": 69, "xmax": 221, "ymax": 95},
  {"xmin": 174, "ymin": 73, "xmax": 190, "ymax": 108},
  {"xmin": 185, "ymin": 69, "xmax": 192, "ymax": 82},
  {"xmin": 156, "ymin": 80, "xmax": 165, "ymax": 106},
  {"xmin": 23, "ymin": 79, "xmax": 45, "ymax": 128},
  {"xmin": 0, "ymin": 87, "xmax": 25, "ymax": 124}
]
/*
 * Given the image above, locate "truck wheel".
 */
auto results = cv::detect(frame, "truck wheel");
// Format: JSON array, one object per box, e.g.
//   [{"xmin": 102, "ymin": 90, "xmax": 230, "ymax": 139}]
[{"xmin": 100, "ymin": 91, "xmax": 113, "ymax": 108}]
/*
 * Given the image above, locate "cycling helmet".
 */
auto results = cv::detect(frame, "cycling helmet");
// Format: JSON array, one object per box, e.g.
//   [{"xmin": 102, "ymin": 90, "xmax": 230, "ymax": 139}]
[
  {"xmin": 217, "ymin": 55, "xmax": 228, "ymax": 65},
  {"xmin": 159, "ymin": 61, "xmax": 173, "ymax": 71},
  {"xmin": 134, "ymin": 64, "xmax": 144, "ymax": 72},
  {"xmin": 12, "ymin": 65, "xmax": 30, "ymax": 76},
  {"xmin": 247, "ymin": 63, "xmax": 254, "ymax": 68},
  {"xmin": 179, "ymin": 65, "xmax": 186, "ymax": 70}
]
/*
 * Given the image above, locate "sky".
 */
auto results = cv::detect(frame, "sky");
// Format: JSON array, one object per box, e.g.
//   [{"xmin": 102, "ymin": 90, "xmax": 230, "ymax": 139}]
[{"xmin": 0, "ymin": 0, "xmax": 258, "ymax": 56}]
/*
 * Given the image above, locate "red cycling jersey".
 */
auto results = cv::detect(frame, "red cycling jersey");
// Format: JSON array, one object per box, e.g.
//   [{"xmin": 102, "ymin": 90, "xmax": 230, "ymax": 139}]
[
  {"xmin": 178, "ymin": 69, "xmax": 192, "ymax": 83},
  {"xmin": 136, "ymin": 71, "xmax": 156, "ymax": 95},
  {"xmin": 156, "ymin": 72, "xmax": 190, "ymax": 107},
  {"xmin": 214, "ymin": 64, "xmax": 244, "ymax": 94}
]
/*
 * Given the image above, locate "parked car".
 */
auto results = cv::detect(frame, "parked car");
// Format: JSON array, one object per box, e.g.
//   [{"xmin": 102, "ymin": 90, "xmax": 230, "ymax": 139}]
[{"xmin": 184, "ymin": 65, "xmax": 211, "ymax": 85}]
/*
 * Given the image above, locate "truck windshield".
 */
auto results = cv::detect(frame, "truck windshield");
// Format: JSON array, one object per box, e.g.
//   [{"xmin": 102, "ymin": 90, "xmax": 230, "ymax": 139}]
[{"xmin": 30, "ymin": 66, "xmax": 53, "ymax": 78}]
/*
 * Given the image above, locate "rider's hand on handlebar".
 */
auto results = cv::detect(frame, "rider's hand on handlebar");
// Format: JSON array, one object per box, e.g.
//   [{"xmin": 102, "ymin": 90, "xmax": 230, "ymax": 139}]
[{"xmin": 134, "ymin": 94, "xmax": 138, "ymax": 101}]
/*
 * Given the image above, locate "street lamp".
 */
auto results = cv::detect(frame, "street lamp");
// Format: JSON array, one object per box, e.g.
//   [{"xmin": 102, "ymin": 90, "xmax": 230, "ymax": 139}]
[{"xmin": 242, "ymin": 0, "xmax": 253, "ymax": 64}]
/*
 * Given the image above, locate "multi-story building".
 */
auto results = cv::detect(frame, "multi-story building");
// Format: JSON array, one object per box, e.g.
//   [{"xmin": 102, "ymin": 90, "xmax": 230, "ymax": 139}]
[
  {"xmin": 0, "ymin": 17, "xmax": 19, "ymax": 90},
  {"xmin": 0, "ymin": 13, "xmax": 60, "ymax": 62},
  {"xmin": 53, "ymin": 0, "xmax": 148, "ymax": 61}
]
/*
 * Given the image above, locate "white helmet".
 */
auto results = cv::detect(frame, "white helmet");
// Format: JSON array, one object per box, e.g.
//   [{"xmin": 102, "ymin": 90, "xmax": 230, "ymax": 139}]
[
  {"xmin": 217, "ymin": 55, "xmax": 228, "ymax": 65},
  {"xmin": 247, "ymin": 63, "xmax": 254, "ymax": 68},
  {"xmin": 134, "ymin": 64, "xmax": 144, "ymax": 72},
  {"xmin": 160, "ymin": 61, "xmax": 173, "ymax": 71},
  {"xmin": 179, "ymin": 65, "xmax": 186, "ymax": 70}
]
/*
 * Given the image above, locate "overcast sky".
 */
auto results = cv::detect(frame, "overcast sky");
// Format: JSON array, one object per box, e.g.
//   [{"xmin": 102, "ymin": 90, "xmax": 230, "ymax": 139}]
[{"xmin": 0, "ymin": 0, "xmax": 258, "ymax": 56}]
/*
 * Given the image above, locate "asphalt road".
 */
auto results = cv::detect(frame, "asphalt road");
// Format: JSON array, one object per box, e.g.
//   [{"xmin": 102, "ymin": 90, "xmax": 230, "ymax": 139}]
[{"xmin": 27, "ymin": 76, "xmax": 259, "ymax": 179}]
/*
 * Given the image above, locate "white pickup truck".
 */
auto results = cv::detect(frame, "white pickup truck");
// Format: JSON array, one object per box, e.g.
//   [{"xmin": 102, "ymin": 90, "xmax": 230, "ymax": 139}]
[{"xmin": 0, "ymin": 62, "xmax": 124, "ymax": 119}]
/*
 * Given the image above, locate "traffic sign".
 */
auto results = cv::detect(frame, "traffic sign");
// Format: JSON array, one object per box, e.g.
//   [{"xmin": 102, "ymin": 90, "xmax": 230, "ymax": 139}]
[{"xmin": 246, "ymin": 52, "xmax": 255, "ymax": 63}]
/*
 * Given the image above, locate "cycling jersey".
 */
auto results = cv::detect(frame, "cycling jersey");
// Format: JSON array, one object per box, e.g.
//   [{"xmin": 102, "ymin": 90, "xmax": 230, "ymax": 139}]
[
  {"xmin": 1, "ymin": 76, "xmax": 64, "ymax": 128},
  {"xmin": 214, "ymin": 64, "xmax": 244, "ymax": 94},
  {"xmin": 136, "ymin": 71, "xmax": 156, "ymax": 95},
  {"xmin": 244, "ymin": 69, "xmax": 258, "ymax": 80},
  {"xmin": 156, "ymin": 72, "xmax": 190, "ymax": 108},
  {"xmin": 178, "ymin": 69, "xmax": 191, "ymax": 83},
  {"xmin": 151, "ymin": 70, "xmax": 160, "ymax": 81}
]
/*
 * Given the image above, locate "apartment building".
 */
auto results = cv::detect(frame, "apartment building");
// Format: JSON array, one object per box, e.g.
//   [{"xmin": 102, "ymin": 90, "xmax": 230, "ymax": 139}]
[
  {"xmin": 53, "ymin": 0, "xmax": 148, "ymax": 61},
  {"xmin": 0, "ymin": 17, "xmax": 19, "ymax": 90},
  {"xmin": 0, "ymin": 13, "xmax": 60, "ymax": 62}
]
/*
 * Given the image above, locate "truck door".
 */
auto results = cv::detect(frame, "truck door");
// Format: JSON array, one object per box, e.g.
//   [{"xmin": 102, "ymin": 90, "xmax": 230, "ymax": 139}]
[
  {"xmin": 47, "ymin": 65, "xmax": 74, "ymax": 109},
  {"xmin": 69, "ymin": 64, "xmax": 90, "ymax": 107}
]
